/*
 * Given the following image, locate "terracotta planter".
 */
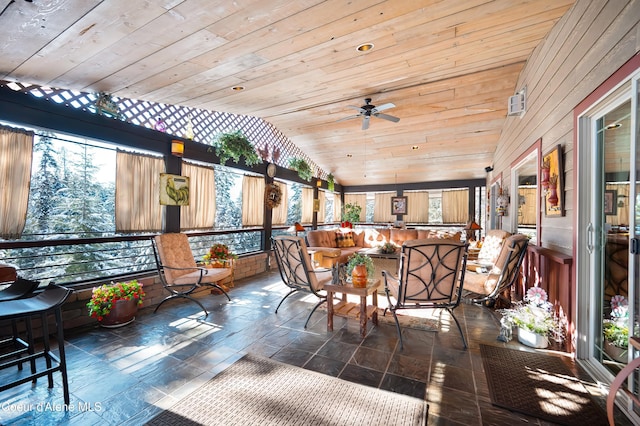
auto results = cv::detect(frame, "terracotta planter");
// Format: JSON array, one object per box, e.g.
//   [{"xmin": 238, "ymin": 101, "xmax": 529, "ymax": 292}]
[
  {"xmin": 351, "ymin": 264, "xmax": 368, "ymax": 288},
  {"xmin": 100, "ymin": 299, "xmax": 138, "ymax": 328},
  {"xmin": 517, "ymin": 327, "xmax": 548, "ymax": 349},
  {"xmin": 547, "ymin": 185, "xmax": 558, "ymax": 206}
]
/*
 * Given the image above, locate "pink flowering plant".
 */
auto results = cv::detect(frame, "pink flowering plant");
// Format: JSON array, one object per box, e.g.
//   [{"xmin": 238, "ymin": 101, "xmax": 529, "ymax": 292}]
[
  {"xmin": 604, "ymin": 295, "xmax": 629, "ymax": 349},
  {"xmin": 203, "ymin": 243, "xmax": 238, "ymax": 263},
  {"xmin": 498, "ymin": 287, "xmax": 564, "ymax": 342},
  {"xmin": 86, "ymin": 280, "xmax": 145, "ymax": 321}
]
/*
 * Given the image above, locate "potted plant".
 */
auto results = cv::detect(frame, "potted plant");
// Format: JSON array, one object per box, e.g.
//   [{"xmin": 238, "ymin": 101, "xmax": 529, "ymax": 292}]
[
  {"xmin": 342, "ymin": 202, "xmax": 362, "ymax": 228},
  {"xmin": 213, "ymin": 130, "xmax": 261, "ymax": 166},
  {"xmin": 346, "ymin": 252, "xmax": 374, "ymax": 288},
  {"xmin": 603, "ymin": 295, "xmax": 629, "ymax": 362},
  {"xmin": 203, "ymin": 243, "xmax": 238, "ymax": 268},
  {"xmin": 87, "ymin": 280, "xmax": 145, "ymax": 327},
  {"xmin": 327, "ymin": 173, "xmax": 335, "ymax": 192},
  {"xmin": 379, "ymin": 242, "xmax": 397, "ymax": 254},
  {"xmin": 498, "ymin": 287, "xmax": 564, "ymax": 348},
  {"xmin": 288, "ymin": 157, "xmax": 313, "ymax": 181}
]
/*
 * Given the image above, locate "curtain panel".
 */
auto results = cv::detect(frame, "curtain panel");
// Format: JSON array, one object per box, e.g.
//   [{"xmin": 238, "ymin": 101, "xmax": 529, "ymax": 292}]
[
  {"xmin": 406, "ymin": 191, "xmax": 430, "ymax": 223},
  {"xmin": 317, "ymin": 190, "xmax": 326, "ymax": 223},
  {"xmin": 344, "ymin": 193, "xmax": 367, "ymax": 222},
  {"xmin": 181, "ymin": 162, "xmax": 215, "ymax": 230},
  {"xmin": 0, "ymin": 126, "xmax": 34, "ymax": 239},
  {"xmin": 271, "ymin": 181, "xmax": 288, "ymax": 225},
  {"xmin": 517, "ymin": 187, "xmax": 537, "ymax": 226},
  {"xmin": 333, "ymin": 195, "xmax": 342, "ymax": 224},
  {"xmin": 606, "ymin": 183, "xmax": 629, "ymax": 226},
  {"xmin": 115, "ymin": 151, "xmax": 164, "ymax": 232},
  {"xmin": 242, "ymin": 175, "xmax": 264, "ymax": 226},
  {"xmin": 373, "ymin": 192, "xmax": 395, "ymax": 223},
  {"xmin": 301, "ymin": 187, "xmax": 314, "ymax": 224},
  {"xmin": 441, "ymin": 189, "xmax": 469, "ymax": 224}
]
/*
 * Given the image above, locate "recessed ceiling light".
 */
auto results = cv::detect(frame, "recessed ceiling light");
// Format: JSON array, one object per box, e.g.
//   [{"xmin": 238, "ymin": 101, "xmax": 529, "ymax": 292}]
[
  {"xmin": 411, "ymin": 146, "xmax": 419, "ymax": 150},
  {"xmin": 605, "ymin": 122, "xmax": 621, "ymax": 130},
  {"xmin": 356, "ymin": 43, "xmax": 374, "ymax": 52},
  {"xmin": 231, "ymin": 86, "xmax": 245, "ymax": 91},
  {"xmin": 346, "ymin": 154, "xmax": 353, "ymax": 157}
]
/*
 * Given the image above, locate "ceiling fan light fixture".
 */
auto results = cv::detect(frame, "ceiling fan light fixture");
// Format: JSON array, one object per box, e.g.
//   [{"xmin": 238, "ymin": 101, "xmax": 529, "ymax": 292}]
[
  {"xmin": 411, "ymin": 146, "xmax": 419, "ymax": 150},
  {"xmin": 356, "ymin": 43, "xmax": 374, "ymax": 52}
]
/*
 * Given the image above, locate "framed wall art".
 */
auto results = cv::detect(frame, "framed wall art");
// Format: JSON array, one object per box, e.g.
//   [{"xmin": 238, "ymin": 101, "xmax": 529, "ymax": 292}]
[
  {"xmin": 604, "ymin": 189, "xmax": 617, "ymax": 215},
  {"xmin": 391, "ymin": 196, "xmax": 407, "ymax": 215},
  {"xmin": 541, "ymin": 144, "xmax": 564, "ymax": 216},
  {"xmin": 160, "ymin": 173, "xmax": 190, "ymax": 206}
]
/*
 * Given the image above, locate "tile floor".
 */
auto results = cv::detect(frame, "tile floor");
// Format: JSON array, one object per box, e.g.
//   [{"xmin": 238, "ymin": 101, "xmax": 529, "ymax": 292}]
[{"xmin": 0, "ymin": 270, "xmax": 625, "ymax": 425}]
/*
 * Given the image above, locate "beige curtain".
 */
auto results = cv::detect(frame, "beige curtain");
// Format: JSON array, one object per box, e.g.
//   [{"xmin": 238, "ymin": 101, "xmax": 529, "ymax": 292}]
[
  {"xmin": 242, "ymin": 175, "xmax": 264, "ymax": 226},
  {"xmin": 0, "ymin": 126, "xmax": 34, "ymax": 239},
  {"xmin": 344, "ymin": 193, "xmax": 367, "ymax": 222},
  {"xmin": 317, "ymin": 190, "xmax": 326, "ymax": 223},
  {"xmin": 406, "ymin": 191, "xmax": 430, "ymax": 223},
  {"xmin": 442, "ymin": 189, "xmax": 469, "ymax": 223},
  {"xmin": 271, "ymin": 181, "xmax": 289, "ymax": 225},
  {"xmin": 301, "ymin": 187, "xmax": 314, "ymax": 224},
  {"xmin": 181, "ymin": 162, "xmax": 215, "ymax": 230},
  {"xmin": 333, "ymin": 195, "xmax": 342, "ymax": 224},
  {"xmin": 517, "ymin": 187, "xmax": 536, "ymax": 226},
  {"xmin": 115, "ymin": 151, "xmax": 164, "ymax": 232},
  {"xmin": 373, "ymin": 192, "xmax": 395, "ymax": 223}
]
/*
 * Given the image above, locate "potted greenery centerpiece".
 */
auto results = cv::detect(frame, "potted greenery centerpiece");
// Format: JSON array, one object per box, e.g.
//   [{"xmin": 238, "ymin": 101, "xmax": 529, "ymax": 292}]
[
  {"xmin": 203, "ymin": 243, "xmax": 238, "ymax": 268},
  {"xmin": 288, "ymin": 157, "xmax": 313, "ymax": 181},
  {"xmin": 87, "ymin": 280, "xmax": 145, "ymax": 327},
  {"xmin": 498, "ymin": 287, "xmax": 564, "ymax": 348},
  {"xmin": 379, "ymin": 242, "xmax": 397, "ymax": 254},
  {"xmin": 346, "ymin": 252, "xmax": 374, "ymax": 288},
  {"xmin": 341, "ymin": 202, "xmax": 362, "ymax": 228},
  {"xmin": 213, "ymin": 130, "xmax": 261, "ymax": 166},
  {"xmin": 603, "ymin": 295, "xmax": 629, "ymax": 362}
]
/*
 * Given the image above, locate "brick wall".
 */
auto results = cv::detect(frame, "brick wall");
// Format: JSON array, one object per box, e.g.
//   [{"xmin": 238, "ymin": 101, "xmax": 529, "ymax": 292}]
[{"xmin": 1, "ymin": 252, "xmax": 270, "ymax": 336}]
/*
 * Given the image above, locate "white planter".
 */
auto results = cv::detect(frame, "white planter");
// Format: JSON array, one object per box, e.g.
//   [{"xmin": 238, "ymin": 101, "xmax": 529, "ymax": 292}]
[{"xmin": 517, "ymin": 327, "xmax": 549, "ymax": 349}]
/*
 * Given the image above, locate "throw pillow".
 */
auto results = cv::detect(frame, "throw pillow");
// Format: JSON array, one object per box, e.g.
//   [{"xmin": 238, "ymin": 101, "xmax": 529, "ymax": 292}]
[{"xmin": 336, "ymin": 232, "xmax": 355, "ymax": 248}]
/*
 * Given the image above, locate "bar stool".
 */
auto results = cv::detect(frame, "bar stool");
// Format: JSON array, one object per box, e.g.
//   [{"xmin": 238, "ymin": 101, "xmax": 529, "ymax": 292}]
[
  {"xmin": 0, "ymin": 277, "xmax": 41, "ymax": 371},
  {"xmin": 0, "ymin": 284, "xmax": 72, "ymax": 405}
]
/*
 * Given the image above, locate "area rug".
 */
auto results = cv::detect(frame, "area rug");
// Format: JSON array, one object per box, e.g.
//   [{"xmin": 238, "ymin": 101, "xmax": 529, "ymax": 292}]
[
  {"xmin": 147, "ymin": 354, "xmax": 428, "ymax": 426},
  {"xmin": 480, "ymin": 344, "xmax": 607, "ymax": 425}
]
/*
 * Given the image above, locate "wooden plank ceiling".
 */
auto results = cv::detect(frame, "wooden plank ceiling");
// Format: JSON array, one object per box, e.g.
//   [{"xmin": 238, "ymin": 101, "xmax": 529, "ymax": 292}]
[{"xmin": 0, "ymin": 0, "xmax": 574, "ymax": 186}]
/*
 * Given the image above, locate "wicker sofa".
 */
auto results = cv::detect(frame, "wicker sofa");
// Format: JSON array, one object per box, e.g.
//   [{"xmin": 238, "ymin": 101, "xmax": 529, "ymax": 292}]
[{"xmin": 306, "ymin": 228, "xmax": 461, "ymax": 268}]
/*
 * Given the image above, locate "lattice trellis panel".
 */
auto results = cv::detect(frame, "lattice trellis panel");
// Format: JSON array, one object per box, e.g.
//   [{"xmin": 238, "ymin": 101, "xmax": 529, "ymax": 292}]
[{"xmin": 1, "ymin": 80, "xmax": 327, "ymax": 180}]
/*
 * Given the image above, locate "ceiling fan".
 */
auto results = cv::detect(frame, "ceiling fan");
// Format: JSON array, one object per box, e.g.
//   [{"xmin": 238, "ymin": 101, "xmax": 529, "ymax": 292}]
[{"xmin": 337, "ymin": 98, "xmax": 400, "ymax": 130}]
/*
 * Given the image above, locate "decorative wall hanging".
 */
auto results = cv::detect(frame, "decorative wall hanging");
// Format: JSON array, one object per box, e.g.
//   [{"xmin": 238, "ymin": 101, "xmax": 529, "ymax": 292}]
[
  {"xmin": 542, "ymin": 144, "xmax": 564, "ymax": 216},
  {"xmin": 95, "ymin": 92, "xmax": 122, "ymax": 119},
  {"xmin": 160, "ymin": 174, "xmax": 190, "ymax": 206},
  {"xmin": 604, "ymin": 190, "xmax": 617, "ymax": 216},
  {"xmin": 391, "ymin": 196, "xmax": 407, "ymax": 215},
  {"xmin": 496, "ymin": 188, "xmax": 509, "ymax": 216},
  {"xmin": 265, "ymin": 183, "xmax": 282, "ymax": 209}
]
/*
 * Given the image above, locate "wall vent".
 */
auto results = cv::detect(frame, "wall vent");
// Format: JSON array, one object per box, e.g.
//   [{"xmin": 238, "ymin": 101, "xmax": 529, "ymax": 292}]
[{"xmin": 507, "ymin": 87, "xmax": 526, "ymax": 116}]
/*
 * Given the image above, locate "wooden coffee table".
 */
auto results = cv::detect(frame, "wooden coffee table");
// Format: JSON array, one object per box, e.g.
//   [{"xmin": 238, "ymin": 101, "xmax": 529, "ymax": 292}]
[{"xmin": 324, "ymin": 278, "xmax": 381, "ymax": 338}]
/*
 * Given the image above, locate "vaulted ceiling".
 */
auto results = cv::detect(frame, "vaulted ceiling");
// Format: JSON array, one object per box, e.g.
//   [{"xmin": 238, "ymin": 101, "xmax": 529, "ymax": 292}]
[{"xmin": 0, "ymin": 0, "xmax": 574, "ymax": 186}]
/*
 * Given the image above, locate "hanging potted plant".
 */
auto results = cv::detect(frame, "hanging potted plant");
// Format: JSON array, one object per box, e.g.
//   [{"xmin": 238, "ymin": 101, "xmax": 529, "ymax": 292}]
[
  {"xmin": 288, "ymin": 157, "xmax": 313, "ymax": 181},
  {"xmin": 213, "ymin": 130, "xmax": 261, "ymax": 166},
  {"xmin": 498, "ymin": 287, "xmax": 564, "ymax": 348},
  {"xmin": 87, "ymin": 280, "xmax": 145, "ymax": 328},
  {"xmin": 346, "ymin": 252, "xmax": 374, "ymax": 288},
  {"xmin": 327, "ymin": 173, "xmax": 335, "ymax": 192},
  {"xmin": 603, "ymin": 295, "xmax": 629, "ymax": 363}
]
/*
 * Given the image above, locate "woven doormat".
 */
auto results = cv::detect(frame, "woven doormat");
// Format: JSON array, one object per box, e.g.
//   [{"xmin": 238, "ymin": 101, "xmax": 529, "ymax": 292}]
[
  {"xmin": 147, "ymin": 354, "xmax": 427, "ymax": 426},
  {"xmin": 480, "ymin": 344, "xmax": 607, "ymax": 425}
]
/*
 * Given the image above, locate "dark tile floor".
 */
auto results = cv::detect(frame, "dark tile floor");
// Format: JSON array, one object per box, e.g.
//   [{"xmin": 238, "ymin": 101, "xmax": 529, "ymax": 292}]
[{"xmin": 0, "ymin": 270, "xmax": 623, "ymax": 425}]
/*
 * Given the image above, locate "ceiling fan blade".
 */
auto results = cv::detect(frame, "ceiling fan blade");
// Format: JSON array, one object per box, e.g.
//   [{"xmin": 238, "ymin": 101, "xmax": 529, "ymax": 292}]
[
  {"xmin": 336, "ymin": 114, "xmax": 361, "ymax": 122},
  {"xmin": 362, "ymin": 116, "xmax": 370, "ymax": 130},
  {"xmin": 371, "ymin": 102, "xmax": 395, "ymax": 113},
  {"xmin": 346, "ymin": 105, "xmax": 365, "ymax": 112},
  {"xmin": 374, "ymin": 113, "xmax": 400, "ymax": 123}
]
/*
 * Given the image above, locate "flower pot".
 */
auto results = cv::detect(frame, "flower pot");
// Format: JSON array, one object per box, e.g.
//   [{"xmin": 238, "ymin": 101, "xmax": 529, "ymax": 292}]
[
  {"xmin": 517, "ymin": 327, "xmax": 548, "ymax": 348},
  {"xmin": 351, "ymin": 264, "xmax": 368, "ymax": 288},
  {"xmin": 604, "ymin": 340, "xmax": 627, "ymax": 363},
  {"xmin": 100, "ymin": 299, "xmax": 138, "ymax": 328},
  {"xmin": 547, "ymin": 185, "xmax": 558, "ymax": 206}
]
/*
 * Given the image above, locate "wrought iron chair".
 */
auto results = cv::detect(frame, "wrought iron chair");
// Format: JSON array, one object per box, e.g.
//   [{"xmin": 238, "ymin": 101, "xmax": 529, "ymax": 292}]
[
  {"xmin": 382, "ymin": 239, "xmax": 468, "ymax": 349},
  {"xmin": 272, "ymin": 235, "xmax": 333, "ymax": 328},
  {"xmin": 151, "ymin": 233, "xmax": 231, "ymax": 316},
  {"xmin": 463, "ymin": 234, "xmax": 529, "ymax": 306}
]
